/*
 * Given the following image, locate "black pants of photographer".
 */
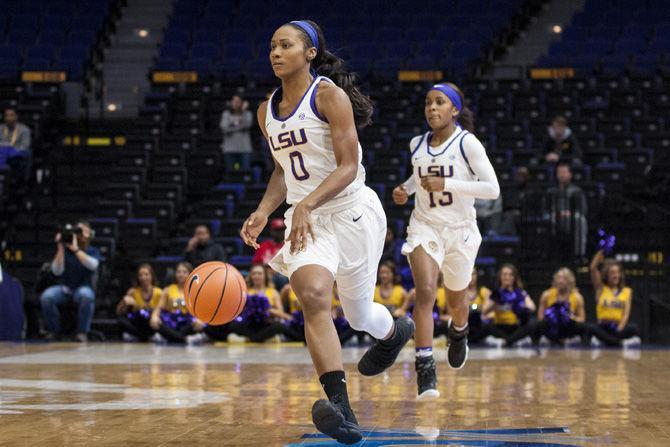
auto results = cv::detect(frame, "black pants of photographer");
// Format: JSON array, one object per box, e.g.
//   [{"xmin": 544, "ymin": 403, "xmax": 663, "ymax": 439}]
[
  {"xmin": 586, "ymin": 322, "xmax": 639, "ymax": 346},
  {"xmin": 118, "ymin": 315, "xmax": 155, "ymax": 342}
]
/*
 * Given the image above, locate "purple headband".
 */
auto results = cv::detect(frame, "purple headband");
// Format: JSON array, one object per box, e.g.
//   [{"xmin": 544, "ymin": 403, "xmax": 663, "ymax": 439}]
[
  {"xmin": 290, "ymin": 20, "xmax": 319, "ymax": 51},
  {"xmin": 430, "ymin": 83, "xmax": 463, "ymax": 112}
]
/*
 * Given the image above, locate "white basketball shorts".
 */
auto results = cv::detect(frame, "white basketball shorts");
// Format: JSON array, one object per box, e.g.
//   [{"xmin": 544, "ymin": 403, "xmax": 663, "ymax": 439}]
[
  {"xmin": 401, "ymin": 214, "xmax": 482, "ymax": 291},
  {"xmin": 270, "ymin": 186, "xmax": 386, "ymax": 302}
]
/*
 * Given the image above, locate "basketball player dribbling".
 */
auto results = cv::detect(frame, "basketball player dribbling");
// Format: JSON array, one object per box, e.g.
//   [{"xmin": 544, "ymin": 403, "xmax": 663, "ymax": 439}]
[
  {"xmin": 392, "ymin": 83, "xmax": 500, "ymax": 398},
  {"xmin": 240, "ymin": 20, "xmax": 414, "ymax": 444}
]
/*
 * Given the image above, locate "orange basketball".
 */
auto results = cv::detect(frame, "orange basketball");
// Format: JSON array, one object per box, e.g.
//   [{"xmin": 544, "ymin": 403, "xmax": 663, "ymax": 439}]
[{"xmin": 185, "ymin": 261, "xmax": 247, "ymax": 325}]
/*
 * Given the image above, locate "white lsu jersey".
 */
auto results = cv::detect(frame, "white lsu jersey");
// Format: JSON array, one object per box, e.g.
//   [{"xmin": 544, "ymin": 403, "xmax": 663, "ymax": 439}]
[
  {"xmin": 265, "ymin": 76, "xmax": 366, "ymax": 214},
  {"xmin": 407, "ymin": 127, "xmax": 479, "ymax": 225}
]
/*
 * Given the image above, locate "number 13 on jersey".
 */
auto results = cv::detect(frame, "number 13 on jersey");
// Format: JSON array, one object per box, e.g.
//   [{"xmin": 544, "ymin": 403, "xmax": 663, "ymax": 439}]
[{"xmin": 429, "ymin": 191, "xmax": 453, "ymax": 207}]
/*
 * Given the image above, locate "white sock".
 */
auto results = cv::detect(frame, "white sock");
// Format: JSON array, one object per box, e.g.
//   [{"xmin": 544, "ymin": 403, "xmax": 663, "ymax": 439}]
[{"xmin": 453, "ymin": 322, "xmax": 468, "ymax": 332}]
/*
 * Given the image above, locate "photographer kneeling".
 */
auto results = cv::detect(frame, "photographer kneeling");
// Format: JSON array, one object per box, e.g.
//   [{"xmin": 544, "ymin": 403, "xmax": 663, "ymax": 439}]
[{"xmin": 40, "ymin": 221, "xmax": 101, "ymax": 342}]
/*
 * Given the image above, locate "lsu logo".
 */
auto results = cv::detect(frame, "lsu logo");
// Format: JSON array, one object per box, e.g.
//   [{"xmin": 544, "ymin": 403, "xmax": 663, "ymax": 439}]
[
  {"xmin": 418, "ymin": 165, "xmax": 454, "ymax": 178},
  {"xmin": 269, "ymin": 129, "xmax": 308, "ymax": 151}
]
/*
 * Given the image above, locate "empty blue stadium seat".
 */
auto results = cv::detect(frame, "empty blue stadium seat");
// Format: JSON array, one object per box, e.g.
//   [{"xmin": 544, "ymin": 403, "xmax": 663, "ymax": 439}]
[
  {"xmin": 160, "ymin": 43, "xmax": 188, "ymax": 59},
  {"xmin": 154, "ymin": 57, "xmax": 182, "ymax": 71},
  {"xmin": 22, "ymin": 58, "xmax": 51, "ymax": 70},
  {"xmin": 59, "ymin": 45, "xmax": 89, "ymax": 61},
  {"xmin": 41, "ymin": 14, "xmax": 70, "ymax": 31},
  {"xmin": 38, "ymin": 30, "xmax": 67, "ymax": 46},
  {"xmin": 7, "ymin": 30, "xmax": 36, "ymax": 46},
  {"xmin": 191, "ymin": 43, "xmax": 219, "ymax": 59},
  {"xmin": 222, "ymin": 43, "xmax": 253, "ymax": 60},
  {"xmin": 26, "ymin": 45, "xmax": 55, "ymax": 61},
  {"xmin": 9, "ymin": 14, "xmax": 39, "ymax": 31},
  {"xmin": 163, "ymin": 29, "xmax": 190, "ymax": 45},
  {"xmin": 0, "ymin": 44, "xmax": 20, "ymax": 61},
  {"xmin": 614, "ymin": 37, "xmax": 648, "ymax": 55}
]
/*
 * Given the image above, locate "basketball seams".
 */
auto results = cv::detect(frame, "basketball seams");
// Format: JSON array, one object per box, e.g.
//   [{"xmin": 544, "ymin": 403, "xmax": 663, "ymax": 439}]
[
  {"xmin": 191, "ymin": 266, "xmax": 225, "ymax": 316},
  {"xmin": 208, "ymin": 264, "xmax": 230, "ymax": 324}
]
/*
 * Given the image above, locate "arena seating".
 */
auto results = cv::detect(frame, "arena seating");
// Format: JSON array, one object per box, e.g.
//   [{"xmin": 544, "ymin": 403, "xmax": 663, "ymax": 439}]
[
  {"xmin": 0, "ymin": 0, "xmax": 118, "ymax": 81},
  {"xmin": 154, "ymin": 0, "xmax": 523, "ymax": 79},
  {"xmin": 538, "ymin": 0, "xmax": 670, "ymax": 76}
]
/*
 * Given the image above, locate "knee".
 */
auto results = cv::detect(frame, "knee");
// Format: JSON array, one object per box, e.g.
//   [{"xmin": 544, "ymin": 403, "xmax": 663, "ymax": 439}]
[
  {"xmin": 414, "ymin": 285, "xmax": 436, "ymax": 306},
  {"xmin": 40, "ymin": 286, "xmax": 58, "ymax": 304},
  {"xmin": 345, "ymin": 311, "xmax": 369, "ymax": 332},
  {"xmin": 75, "ymin": 287, "xmax": 96, "ymax": 303},
  {"xmin": 296, "ymin": 285, "xmax": 331, "ymax": 315}
]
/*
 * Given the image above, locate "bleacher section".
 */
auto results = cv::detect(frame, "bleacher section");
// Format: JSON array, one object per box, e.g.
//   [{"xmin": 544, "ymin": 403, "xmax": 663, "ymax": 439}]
[
  {"xmin": 0, "ymin": 0, "xmax": 120, "ymax": 81},
  {"xmin": 154, "ymin": 0, "xmax": 524, "ymax": 79},
  {"xmin": 538, "ymin": 0, "xmax": 670, "ymax": 76}
]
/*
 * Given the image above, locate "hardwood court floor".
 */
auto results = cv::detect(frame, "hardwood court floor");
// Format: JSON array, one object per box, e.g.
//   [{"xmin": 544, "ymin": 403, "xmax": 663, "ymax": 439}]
[{"xmin": 0, "ymin": 342, "xmax": 668, "ymax": 446}]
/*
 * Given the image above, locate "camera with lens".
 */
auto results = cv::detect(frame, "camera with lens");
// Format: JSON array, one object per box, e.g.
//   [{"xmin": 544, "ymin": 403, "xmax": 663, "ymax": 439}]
[{"xmin": 59, "ymin": 223, "xmax": 83, "ymax": 245}]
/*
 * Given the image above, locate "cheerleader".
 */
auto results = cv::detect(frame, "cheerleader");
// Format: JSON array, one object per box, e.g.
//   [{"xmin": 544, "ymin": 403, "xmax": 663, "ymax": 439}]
[
  {"xmin": 587, "ymin": 250, "xmax": 639, "ymax": 346},
  {"xmin": 116, "ymin": 263, "xmax": 162, "ymax": 341},
  {"xmin": 535, "ymin": 267, "xmax": 587, "ymax": 345},
  {"xmin": 150, "ymin": 262, "xmax": 203, "ymax": 343}
]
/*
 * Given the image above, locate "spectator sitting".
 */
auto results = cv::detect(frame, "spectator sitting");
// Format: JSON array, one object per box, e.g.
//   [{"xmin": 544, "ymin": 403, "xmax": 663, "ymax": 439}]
[
  {"xmin": 40, "ymin": 221, "xmax": 101, "ymax": 342},
  {"xmin": 150, "ymin": 262, "xmax": 204, "ymax": 343},
  {"xmin": 220, "ymin": 94, "xmax": 253, "ymax": 172},
  {"xmin": 474, "ymin": 196, "xmax": 503, "ymax": 236},
  {"xmin": 251, "ymin": 218, "xmax": 288, "ymax": 290},
  {"xmin": 374, "ymin": 260, "xmax": 410, "ymax": 318},
  {"xmin": 183, "ymin": 225, "xmax": 226, "ymax": 267},
  {"xmin": 545, "ymin": 163, "xmax": 588, "ymax": 261},
  {"xmin": 116, "ymin": 264, "xmax": 162, "ymax": 342},
  {"xmin": 543, "ymin": 115, "xmax": 582, "ymax": 167},
  {"xmin": 478, "ymin": 264, "xmax": 536, "ymax": 347},
  {"xmin": 586, "ymin": 250, "xmax": 640, "ymax": 347},
  {"xmin": 501, "ymin": 166, "xmax": 532, "ymax": 235},
  {"xmin": 535, "ymin": 267, "xmax": 587, "ymax": 346},
  {"xmin": 0, "ymin": 107, "xmax": 32, "ymax": 182},
  {"xmin": 465, "ymin": 267, "xmax": 492, "ymax": 344}
]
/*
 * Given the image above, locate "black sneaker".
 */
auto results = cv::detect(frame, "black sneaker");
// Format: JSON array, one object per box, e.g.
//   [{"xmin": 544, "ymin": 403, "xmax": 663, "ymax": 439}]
[
  {"xmin": 447, "ymin": 322, "xmax": 469, "ymax": 369},
  {"xmin": 357, "ymin": 317, "xmax": 415, "ymax": 376},
  {"xmin": 311, "ymin": 399, "xmax": 362, "ymax": 445},
  {"xmin": 415, "ymin": 356, "xmax": 440, "ymax": 400}
]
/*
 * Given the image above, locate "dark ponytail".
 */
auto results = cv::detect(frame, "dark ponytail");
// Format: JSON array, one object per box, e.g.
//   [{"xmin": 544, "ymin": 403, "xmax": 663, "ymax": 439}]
[
  {"xmin": 446, "ymin": 82, "xmax": 475, "ymax": 134},
  {"xmin": 289, "ymin": 20, "xmax": 374, "ymax": 128}
]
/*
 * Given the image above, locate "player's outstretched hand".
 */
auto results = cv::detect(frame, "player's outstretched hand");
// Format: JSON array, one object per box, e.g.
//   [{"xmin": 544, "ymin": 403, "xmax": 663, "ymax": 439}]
[
  {"xmin": 392, "ymin": 185, "xmax": 409, "ymax": 205},
  {"xmin": 241, "ymin": 211, "xmax": 268, "ymax": 249},
  {"xmin": 420, "ymin": 176, "xmax": 445, "ymax": 192},
  {"xmin": 287, "ymin": 203, "xmax": 315, "ymax": 255}
]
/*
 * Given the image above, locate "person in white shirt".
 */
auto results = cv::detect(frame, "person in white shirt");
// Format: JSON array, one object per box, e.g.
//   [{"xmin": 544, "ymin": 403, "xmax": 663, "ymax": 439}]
[
  {"xmin": 393, "ymin": 82, "xmax": 500, "ymax": 398},
  {"xmin": 239, "ymin": 20, "xmax": 414, "ymax": 445}
]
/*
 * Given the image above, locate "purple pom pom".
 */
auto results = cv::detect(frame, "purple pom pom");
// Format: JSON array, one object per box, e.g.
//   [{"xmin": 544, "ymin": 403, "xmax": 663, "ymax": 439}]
[
  {"xmin": 238, "ymin": 294, "xmax": 271, "ymax": 326},
  {"xmin": 544, "ymin": 302, "xmax": 572, "ymax": 339}
]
